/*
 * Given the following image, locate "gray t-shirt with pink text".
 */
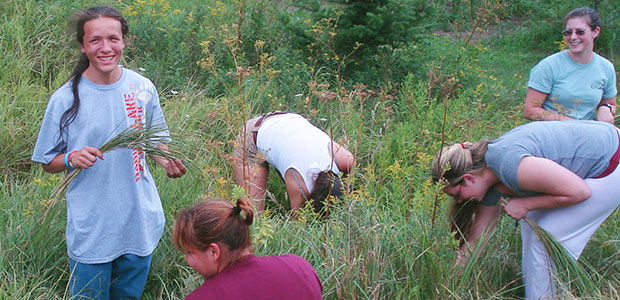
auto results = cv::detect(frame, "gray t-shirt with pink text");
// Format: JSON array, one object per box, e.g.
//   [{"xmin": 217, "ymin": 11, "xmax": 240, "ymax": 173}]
[{"xmin": 32, "ymin": 68, "xmax": 168, "ymax": 263}]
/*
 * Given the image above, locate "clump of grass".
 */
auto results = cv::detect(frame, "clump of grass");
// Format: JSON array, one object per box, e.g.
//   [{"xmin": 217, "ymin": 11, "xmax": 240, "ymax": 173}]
[
  {"xmin": 40, "ymin": 120, "xmax": 187, "ymax": 223},
  {"xmin": 498, "ymin": 198, "xmax": 600, "ymax": 297}
]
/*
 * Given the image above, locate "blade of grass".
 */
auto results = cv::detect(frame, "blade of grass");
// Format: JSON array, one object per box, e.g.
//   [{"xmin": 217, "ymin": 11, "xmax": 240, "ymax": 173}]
[
  {"xmin": 39, "ymin": 119, "xmax": 191, "ymax": 223},
  {"xmin": 498, "ymin": 198, "xmax": 600, "ymax": 297}
]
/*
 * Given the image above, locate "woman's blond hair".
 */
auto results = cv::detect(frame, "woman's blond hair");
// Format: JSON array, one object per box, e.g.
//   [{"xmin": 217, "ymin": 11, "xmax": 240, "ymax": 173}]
[
  {"xmin": 431, "ymin": 140, "xmax": 489, "ymax": 246},
  {"xmin": 431, "ymin": 140, "xmax": 489, "ymax": 185}
]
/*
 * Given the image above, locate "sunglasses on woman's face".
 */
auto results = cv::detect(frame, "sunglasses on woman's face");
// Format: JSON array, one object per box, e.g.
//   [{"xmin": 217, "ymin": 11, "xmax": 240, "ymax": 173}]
[{"xmin": 562, "ymin": 29, "xmax": 587, "ymax": 37}]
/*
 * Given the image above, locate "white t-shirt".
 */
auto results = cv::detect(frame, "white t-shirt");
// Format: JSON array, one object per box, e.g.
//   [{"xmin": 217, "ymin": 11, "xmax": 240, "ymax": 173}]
[{"xmin": 256, "ymin": 114, "xmax": 340, "ymax": 192}]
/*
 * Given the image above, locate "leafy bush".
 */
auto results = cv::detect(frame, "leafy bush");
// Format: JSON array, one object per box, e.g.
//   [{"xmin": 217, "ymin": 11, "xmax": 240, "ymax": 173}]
[
  {"xmin": 332, "ymin": 0, "xmax": 434, "ymax": 54},
  {"xmin": 279, "ymin": 0, "xmax": 436, "ymax": 85}
]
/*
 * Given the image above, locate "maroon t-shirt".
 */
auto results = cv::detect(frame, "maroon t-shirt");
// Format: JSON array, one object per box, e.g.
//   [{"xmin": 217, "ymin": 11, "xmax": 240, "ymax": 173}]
[{"xmin": 184, "ymin": 254, "xmax": 323, "ymax": 300}]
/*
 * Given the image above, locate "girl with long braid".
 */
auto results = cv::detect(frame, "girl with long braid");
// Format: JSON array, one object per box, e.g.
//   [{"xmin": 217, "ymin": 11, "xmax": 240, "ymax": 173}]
[
  {"xmin": 432, "ymin": 120, "xmax": 620, "ymax": 299},
  {"xmin": 31, "ymin": 6, "xmax": 185, "ymax": 299},
  {"xmin": 173, "ymin": 198, "xmax": 323, "ymax": 299}
]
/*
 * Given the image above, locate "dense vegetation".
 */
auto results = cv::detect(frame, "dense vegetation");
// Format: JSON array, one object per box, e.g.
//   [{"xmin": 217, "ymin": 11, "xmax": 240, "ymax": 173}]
[{"xmin": 1, "ymin": 0, "xmax": 619, "ymax": 298}]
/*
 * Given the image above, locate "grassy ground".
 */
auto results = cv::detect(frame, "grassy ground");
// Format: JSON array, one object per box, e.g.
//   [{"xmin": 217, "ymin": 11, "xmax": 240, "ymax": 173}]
[{"xmin": 1, "ymin": 0, "xmax": 619, "ymax": 299}]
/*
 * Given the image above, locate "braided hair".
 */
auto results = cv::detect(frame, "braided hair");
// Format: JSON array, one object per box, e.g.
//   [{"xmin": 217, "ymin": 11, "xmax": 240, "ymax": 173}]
[{"xmin": 58, "ymin": 6, "xmax": 129, "ymax": 139}]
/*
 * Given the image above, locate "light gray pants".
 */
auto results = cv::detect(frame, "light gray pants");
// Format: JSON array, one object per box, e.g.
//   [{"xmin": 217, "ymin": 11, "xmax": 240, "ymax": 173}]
[{"xmin": 521, "ymin": 163, "xmax": 620, "ymax": 299}]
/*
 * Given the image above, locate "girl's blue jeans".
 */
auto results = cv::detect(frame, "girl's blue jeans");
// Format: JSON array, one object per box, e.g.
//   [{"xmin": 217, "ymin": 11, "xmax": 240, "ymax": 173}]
[{"xmin": 68, "ymin": 253, "xmax": 152, "ymax": 300}]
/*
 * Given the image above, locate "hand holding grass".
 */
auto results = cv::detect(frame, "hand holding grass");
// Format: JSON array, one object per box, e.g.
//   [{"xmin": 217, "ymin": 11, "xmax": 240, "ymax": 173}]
[
  {"xmin": 70, "ymin": 146, "xmax": 104, "ymax": 169},
  {"xmin": 41, "ymin": 120, "xmax": 191, "ymax": 223},
  {"xmin": 498, "ymin": 197, "xmax": 599, "ymax": 296},
  {"xmin": 162, "ymin": 159, "xmax": 186, "ymax": 178},
  {"xmin": 501, "ymin": 198, "xmax": 528, "ymax": 219}
]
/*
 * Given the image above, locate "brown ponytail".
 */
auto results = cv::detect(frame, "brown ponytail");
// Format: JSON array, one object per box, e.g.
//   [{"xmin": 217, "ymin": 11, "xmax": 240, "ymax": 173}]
[{"xmin": 172, "ymin": 198, "xmax": 254, "ymax": 255}]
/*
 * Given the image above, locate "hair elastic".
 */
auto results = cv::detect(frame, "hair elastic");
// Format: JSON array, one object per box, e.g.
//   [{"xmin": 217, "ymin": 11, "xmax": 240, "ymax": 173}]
[
  {"xmin": 459, "ymin": 142, "xmax": 466, "ymax": 149},
  {"xmin": 232, "ymin": 205, "xmax": 242, "ymax": 216}
]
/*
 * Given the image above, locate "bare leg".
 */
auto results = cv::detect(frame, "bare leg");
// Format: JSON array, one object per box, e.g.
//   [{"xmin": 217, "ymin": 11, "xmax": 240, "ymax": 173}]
[{"xmin": 234, "ymin": 163, "xmax": 269, "ymax": 212}]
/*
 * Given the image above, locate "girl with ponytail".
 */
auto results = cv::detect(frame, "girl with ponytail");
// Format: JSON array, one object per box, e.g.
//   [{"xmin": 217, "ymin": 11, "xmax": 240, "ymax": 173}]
[
  {"xmin": 31, "ymin": 6, "xmax": 186, "ymax": 299},
  {"xmin": 173, "ymin": 198, "xmax": 323, "ymax": 299},
  {"xmin": 432, "ymin": 120, "xmax": 620, "ymax": 299},
  {"xmin": 431, "ymin": 140, "xmax": 489, "ymax": 249}
]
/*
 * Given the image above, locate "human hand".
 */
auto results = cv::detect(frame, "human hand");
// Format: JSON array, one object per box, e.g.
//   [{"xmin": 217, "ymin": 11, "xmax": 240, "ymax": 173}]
[
  {"xmin": 71, "ymin": 146, "xmax": 104, "ymax": 169},
  {"xmin": 163, "ymin": 158, "xmax": 187, "ymax": 178},
  {"xmin": 597, "ymin": 106, "xmax": 615, "ymax": 124},
  {"xmin": 454, "ymin": 248, "xmax": 470, "ymax": 267},
  {"xmin": 502, "ymin": 199, "xmax": 528, "ymax": 219}
]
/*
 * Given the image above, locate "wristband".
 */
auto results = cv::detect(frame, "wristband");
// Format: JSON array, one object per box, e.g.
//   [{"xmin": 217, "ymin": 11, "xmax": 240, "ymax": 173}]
[
  {"xmin": 65, "ymin": 151, "xmax": 77, "ymax": 169},
  {"xmin": 602, "ymin": 103, "xmax": 614, "ymax": 111},
  {"xmin": 68, "ymin": 150, "xmax": 77, "ymax": 168}
]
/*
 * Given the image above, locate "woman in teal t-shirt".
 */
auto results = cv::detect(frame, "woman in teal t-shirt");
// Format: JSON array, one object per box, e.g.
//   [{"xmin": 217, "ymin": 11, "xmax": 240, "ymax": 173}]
[{"xmin": 523, "ymin": 7, "xmax": 617, "ymax": 123}]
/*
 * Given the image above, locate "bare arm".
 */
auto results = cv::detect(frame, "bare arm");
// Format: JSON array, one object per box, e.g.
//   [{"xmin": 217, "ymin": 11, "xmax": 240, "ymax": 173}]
[
  {"xmin": 41, "ymin": 146, "xmax": 104, "ymax": 173},
  {"xmin": 233, "ymin": 162, "xmax": 269, "ymax": 212},
  {"xmin": 596, "ymin": 97, "xmax": 616, "ymax": 124},
  {"xmin": 330, "ymin": 141, "xmax": 355, "ymax": 174},
  {"xmin": 42, "ymin": 153, "xmax": 71, "ymax": 173},
  {"xmin": 149, "ymin": 144, "xmax": 187, "ymax": 178},
  {"xmin": 502, "ymin": 156, "xmax": 591, "ymax": 219},
  {"xmin": 459, "ymin": 204, "xmax": 502, "ymax": 259},
  {"xmin": 523, "ymin": 88, "xmax": 573, "ymax": 121},
  {"xmin": 284, "ymin": 169, "xmax": 309, "ymax": 218}
]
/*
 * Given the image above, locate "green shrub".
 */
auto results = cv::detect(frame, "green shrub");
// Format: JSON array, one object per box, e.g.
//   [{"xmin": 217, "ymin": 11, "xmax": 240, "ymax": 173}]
[{"xmin": 499, "ymin": 0, "xmax": 620, "ymax": 58}]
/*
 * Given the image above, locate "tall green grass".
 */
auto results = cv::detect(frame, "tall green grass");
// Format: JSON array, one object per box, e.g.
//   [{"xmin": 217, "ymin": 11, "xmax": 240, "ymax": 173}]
[{"xmin": 1, "ymin": 0, "xmax": 619, "ymax": 299}]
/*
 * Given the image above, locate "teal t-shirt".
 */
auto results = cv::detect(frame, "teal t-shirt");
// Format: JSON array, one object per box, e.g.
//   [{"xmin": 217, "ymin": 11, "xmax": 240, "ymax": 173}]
[
  {"xmin": 32, "ymin": 68, "xmax": 168, "ymax": 263},
  {"xmin": 481, "ymin": 120, "xmax": 619, "ymax": 206},
  {"xmin": 528, "ymin": 50, "xmax": 617, "ymax": 120}
]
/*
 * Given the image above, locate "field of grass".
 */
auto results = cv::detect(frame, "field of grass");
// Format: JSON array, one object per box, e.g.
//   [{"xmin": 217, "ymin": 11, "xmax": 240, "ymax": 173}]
[{"xmin": 1, "ymin": 0, "xmax": 619, "ymax": 299}]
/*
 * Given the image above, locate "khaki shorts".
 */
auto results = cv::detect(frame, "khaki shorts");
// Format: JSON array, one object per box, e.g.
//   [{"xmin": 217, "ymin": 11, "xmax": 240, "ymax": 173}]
[{"xmin": 233, "ymin": 115, "xmax": 267, "ymax": 166}]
